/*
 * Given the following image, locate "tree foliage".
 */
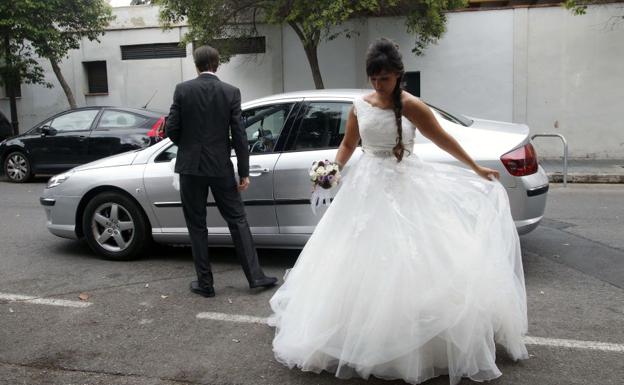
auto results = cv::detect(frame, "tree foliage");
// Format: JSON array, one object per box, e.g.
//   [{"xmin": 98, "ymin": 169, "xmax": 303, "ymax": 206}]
[
  {"xmin": 0, "ymin": 0, "xmax": 114, "ymax": 117},
  {"xmin": 156, "ymin": 0, "xmax": 467, "ymax": 89}
]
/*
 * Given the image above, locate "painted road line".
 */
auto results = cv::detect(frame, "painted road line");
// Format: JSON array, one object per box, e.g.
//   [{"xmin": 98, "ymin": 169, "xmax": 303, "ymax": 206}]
[
  {"xmin": 196, "ymin": 311, "xmax": 624, "ymax": 353},
  {"xmin": 524, "ymin": 336, "xmax": 624, "ymax": 353},
  {"xmin": 0, "ymin": 292, "xmax": 92, "ymax": 308},
  {"xmin": 196, "ymin": 311, "xmax": 268, "ymax": 325}
]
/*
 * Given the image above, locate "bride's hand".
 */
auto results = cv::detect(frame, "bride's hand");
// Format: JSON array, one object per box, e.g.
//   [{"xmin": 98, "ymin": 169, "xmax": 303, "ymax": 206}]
[{"xmin": 474, "ymin": 165, "xmax": 500, "ymax": 181}]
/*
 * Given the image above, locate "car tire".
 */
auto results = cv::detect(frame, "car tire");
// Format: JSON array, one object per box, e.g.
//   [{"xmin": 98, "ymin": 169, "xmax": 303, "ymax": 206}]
[
  {"xmin": 4, "ymin": 151, "xmax": 32, "ymax": 183},
  {"xmin": 82, "ymin": 191, "xmax": 151, "ymax": 261}
]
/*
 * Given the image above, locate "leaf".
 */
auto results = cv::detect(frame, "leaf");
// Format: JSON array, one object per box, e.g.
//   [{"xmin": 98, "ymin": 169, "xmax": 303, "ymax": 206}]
[{"xmin": 78, "ymin": 292, "xmax": 90, "ymax": 301}]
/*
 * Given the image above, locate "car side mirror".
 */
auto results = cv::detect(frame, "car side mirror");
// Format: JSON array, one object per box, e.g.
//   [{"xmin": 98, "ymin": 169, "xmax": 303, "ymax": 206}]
[{"xmin": 41, "ymin": 125, "xmax": 56, "ymax": 136}]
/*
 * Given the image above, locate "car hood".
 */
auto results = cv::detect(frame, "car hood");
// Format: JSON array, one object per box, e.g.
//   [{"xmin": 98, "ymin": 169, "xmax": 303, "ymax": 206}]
[{"xmin": 73, "ymin": 150, "xmax": 140, "ymax": 172}]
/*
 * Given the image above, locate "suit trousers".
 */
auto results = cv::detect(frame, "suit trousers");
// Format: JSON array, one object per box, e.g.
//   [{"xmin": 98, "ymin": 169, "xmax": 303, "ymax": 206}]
[{"xmin": 179, "ymin": 173, "xmax": 265, "ymax": 288}]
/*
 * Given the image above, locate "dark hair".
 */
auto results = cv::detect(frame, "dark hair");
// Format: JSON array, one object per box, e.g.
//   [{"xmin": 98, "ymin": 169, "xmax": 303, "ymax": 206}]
[
  {"xmin": 366, "ymin": 38, "xmax": 405, "ymax": 162},
  {"xmin": 193, "ymin": 45, "xmax": 219, "ymax": 72}
]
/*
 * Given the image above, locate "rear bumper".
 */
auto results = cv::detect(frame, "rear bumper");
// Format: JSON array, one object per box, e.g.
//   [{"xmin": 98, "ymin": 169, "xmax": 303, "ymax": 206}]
[
  {"xmin": 515, "ymin": 215, "xmax": 543, "ymax": 235},
  {"xmin": 526, "ymin": 184, "xmax": 549, "ymax": 197},
  {"xmin": 509, "ymin": 165, "xmax": 549, "ymax": 235}
]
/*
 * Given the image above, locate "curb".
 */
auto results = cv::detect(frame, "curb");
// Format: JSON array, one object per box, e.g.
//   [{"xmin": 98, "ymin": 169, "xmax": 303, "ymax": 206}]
[{"xmin": 547, "ymin": 174, "xmax": 624, "ymax": 184}]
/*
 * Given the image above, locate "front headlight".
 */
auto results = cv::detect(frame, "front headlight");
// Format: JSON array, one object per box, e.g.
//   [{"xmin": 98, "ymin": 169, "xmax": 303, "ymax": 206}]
[{"xmin": 46, "ymin": 172, "xmax": 72, "ymax": 189}]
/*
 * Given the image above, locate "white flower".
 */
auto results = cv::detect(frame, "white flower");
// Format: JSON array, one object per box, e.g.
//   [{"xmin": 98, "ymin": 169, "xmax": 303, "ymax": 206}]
[{"xmin": 316, "ymin": 166, "xmax": 326, "ymax": 174}]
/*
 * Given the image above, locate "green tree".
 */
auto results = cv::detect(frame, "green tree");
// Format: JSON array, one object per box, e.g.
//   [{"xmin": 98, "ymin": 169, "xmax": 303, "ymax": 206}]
[
  {"xmin": 0, "ymin": 0, "xmax": 114, "ymax": 134},
  {"xmin": 564, "ymin": 0, "xmax": 624, "ymax": 25},
  {"xmin": 157, "ymin": 0, "xmax": 467, "ymax": 89}
]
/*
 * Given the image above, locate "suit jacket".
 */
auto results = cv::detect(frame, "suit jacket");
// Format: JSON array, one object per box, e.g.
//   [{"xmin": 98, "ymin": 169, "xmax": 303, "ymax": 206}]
[{"xmin": 165, "ymin": 73, "xmax": 249, "ymax": 178}]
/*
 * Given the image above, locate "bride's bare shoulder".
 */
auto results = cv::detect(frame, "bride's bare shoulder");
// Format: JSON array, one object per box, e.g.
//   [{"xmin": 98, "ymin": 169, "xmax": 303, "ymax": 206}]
[
  {"xmin": 401, "ymin": 91, "xmax": 428, "ymax": 114},
  {"xmin": 362, "ymin": 92, "xmax": 377, "ymax": 104}
]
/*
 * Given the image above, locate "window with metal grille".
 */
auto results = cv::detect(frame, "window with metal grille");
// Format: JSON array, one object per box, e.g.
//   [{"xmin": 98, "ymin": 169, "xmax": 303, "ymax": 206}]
[
  {"xmin": 1, "ymin": 76, "xmax": 21, "ymax": 98},
  {"xmin": 121, "ymin": 43, "xmax": 186, "ymax": 60},
  {"xmin": 83, "ymin": 61, "xmax": 108, "ymax": 94},
  {"xmin": 203, "ymin": 37, "xmax": 266, "ymax": 55},
  {"xmin": 403, "ymin": 71, "xmax": 420, "ymax": 97}
]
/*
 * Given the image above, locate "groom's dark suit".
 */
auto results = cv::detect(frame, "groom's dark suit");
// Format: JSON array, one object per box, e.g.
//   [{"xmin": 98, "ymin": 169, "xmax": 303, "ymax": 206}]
[{"xmin": 165, "ymin": 73, "xmax": 271, "ymax": 291}]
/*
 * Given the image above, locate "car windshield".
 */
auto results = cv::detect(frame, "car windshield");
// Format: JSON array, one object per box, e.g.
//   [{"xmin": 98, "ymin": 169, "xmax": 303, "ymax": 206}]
[{"xmin": 426, "ymin": 103, "xmax": 474, "ymax": 127}]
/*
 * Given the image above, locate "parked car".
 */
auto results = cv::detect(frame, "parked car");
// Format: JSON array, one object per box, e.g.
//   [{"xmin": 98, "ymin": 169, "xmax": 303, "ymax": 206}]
[
  {"xmin": 0, "ymin": 106, "xmax": 166, "ymax": 183},
  {"xmin": 40, "ymin": 89, "xmax": 549, "ymax": 260},
  {"xmin": 0, "ymin": 110, "xmax": 12, "ymax": 142}
]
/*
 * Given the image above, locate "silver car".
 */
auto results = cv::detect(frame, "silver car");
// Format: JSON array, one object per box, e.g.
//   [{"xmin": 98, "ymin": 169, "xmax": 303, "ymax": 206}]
[{"xmin": 40, "ymin": 89, "xmax": 549, "ymax": 260}]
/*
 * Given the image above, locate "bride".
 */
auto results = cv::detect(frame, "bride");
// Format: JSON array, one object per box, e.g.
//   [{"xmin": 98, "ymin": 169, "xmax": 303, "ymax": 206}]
[{"xmin": 268, "ymin": 38, "xmax": 528, "ymax": 385}]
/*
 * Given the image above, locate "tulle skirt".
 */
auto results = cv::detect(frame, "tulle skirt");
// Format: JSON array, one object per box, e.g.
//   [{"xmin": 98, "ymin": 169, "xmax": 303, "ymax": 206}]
[{"xmin": 268, "ymin": 152, "xmax": 529, "ymax": 384}]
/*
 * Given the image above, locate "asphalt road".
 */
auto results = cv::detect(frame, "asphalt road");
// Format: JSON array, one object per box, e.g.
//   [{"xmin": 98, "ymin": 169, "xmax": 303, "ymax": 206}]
[{"xmin": 0, "ymin": 180, "xmax": 623, "ymax": 385}]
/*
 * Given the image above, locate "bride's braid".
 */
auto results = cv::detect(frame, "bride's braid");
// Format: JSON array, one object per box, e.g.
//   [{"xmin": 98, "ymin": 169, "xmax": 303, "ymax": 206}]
[
  {"xmin": 391, "ymin": 74, "xmax": 405, "ymax": 162},
  {"xmin": 366, "ymin": 38, "xmax": 406, "ymax": 162}
]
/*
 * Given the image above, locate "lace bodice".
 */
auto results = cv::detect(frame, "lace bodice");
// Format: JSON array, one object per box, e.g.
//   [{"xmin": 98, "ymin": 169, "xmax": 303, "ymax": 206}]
[{"xmin": 353, "ymin": 96, "xmax": 416, "ymax": 154}]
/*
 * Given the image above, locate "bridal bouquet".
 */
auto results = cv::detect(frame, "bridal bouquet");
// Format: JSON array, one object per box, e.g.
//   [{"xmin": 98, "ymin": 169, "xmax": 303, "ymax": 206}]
[{"xmin": 309, "ymin": 160, "xmax": 342, "ymax": 215}]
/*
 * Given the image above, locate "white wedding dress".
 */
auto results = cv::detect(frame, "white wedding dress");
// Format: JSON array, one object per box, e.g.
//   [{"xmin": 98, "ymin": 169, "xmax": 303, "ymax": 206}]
[{"xmin": 268, "ymin": 96, "xmax": 529, "ymax": 384}]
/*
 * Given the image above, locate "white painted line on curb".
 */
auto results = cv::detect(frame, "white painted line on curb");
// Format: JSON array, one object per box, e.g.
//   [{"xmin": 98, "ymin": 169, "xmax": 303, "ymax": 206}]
[
  {"xmin": 0, "ymin": 292, "xmax": 91, "ymax": 308},
  {"xmin": 524, "ymin": 336, "xmax": 624, "ymax": 353},
  {"xmin": 196, "ymin": 311, "xmax": 624, "ymax": 353},
  {"xmin": 196, "ymin": 312, "xmax": 268, "ymax": 325}
]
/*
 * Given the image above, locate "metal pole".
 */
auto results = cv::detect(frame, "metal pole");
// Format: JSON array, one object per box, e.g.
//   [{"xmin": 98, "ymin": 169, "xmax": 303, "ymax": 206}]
[
  {"xmin": 4, "ymin": 31, "xmax": 19, "ymax": 136},
  {"xmin": 531, "ymin": 134, "xmax": 568, "ymax": 187}
]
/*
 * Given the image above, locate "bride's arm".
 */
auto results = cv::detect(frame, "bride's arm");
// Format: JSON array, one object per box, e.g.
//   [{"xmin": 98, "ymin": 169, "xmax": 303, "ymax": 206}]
[
  {"xmin": 334, "ymin": 107, "xmax": 360, "ymax": 170},
  {"xmin": 402, "ymin": 94, "xmax": 499, "ymax": 180}
]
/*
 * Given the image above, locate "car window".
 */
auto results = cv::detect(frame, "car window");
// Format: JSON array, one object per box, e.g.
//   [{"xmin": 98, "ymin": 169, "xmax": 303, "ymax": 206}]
[
  {"xmin": 242, "ymin": 103, "xmax": 294, "ymax": 154},
  {"xmin": 27, "ymin": 119, "xmax": 52, "ymax": 134},
  {"xmin": 426, "ymin": 103, "xmax": 474, "ymax": 127},
  {"xmin": 98, "ymin": 110, "xmax": 148, "ymax": 129},
  {"xmin": 292, "ymin": 102, "xmax": 350, "ymax": 150},
  {"xmin": 49, "ymin": 110, "xmax": 99, "ymax": 132},
  {"xmin": 155, "ymin": 144, "xmax": 177, "ymax": 162}
]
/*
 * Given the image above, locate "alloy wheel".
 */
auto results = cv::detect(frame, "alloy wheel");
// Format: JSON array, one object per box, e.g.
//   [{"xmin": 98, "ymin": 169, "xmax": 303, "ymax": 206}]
[
  {"xmin": 6, "ymin": 153, "xmax": 28, "ymax": 181},
  {"xmin": 90, "ymin": 202, "xmax": 135, "ymax": 252}
]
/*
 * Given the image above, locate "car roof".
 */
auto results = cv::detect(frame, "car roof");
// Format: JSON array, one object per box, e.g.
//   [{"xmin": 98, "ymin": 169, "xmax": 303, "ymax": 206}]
[
  {"xmin": 102, "ymin": 107, "xmax": 165, "ymax": 117},
  {"xmin": 57, "ymin": 106, "xmax": 164, "ymax": 117},
  {"xmin": 244, "ymin": 89, "xmax": 370, "ymax": 106}
]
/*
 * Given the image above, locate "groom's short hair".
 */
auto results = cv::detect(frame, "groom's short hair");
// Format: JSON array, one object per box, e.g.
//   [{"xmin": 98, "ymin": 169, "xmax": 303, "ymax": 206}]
[{"xmin": 194, "ymin": 45, "xmax": 219, "ymax": 72}]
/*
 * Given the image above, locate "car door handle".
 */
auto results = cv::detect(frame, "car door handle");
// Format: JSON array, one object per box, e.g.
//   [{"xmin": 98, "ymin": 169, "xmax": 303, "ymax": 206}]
[
  {"xmin": 249, "ymin": 166, "xmax": 270, "ymax": 176},
  {"xmin": 77, "ymin": 135, "xmax": 87, "ymax": 141}
]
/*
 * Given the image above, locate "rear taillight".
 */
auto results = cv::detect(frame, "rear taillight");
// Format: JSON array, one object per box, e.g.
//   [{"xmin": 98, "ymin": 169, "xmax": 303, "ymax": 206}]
[
  {"xmin": 147, "ymin": 116, "xmax": 166, "ymax": 138},
  {"xmin": 500, "ymin": 143, "xmax": 538, "ymax": 176}
]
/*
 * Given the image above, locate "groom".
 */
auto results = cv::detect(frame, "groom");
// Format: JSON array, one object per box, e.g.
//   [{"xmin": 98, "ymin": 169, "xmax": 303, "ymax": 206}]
[{"xmin": 165, "ymin": 45, "xmax": 278, "ymax": 297}]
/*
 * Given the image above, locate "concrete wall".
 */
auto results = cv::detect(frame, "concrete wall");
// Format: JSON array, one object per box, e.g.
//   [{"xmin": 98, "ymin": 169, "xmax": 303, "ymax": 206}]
[
  {"xmin": 1, "ymin": 3, "xmax": 623, "ymax": 158},
  {"xmin": 280, "ymin": 5, "xmax": 624, "ymax": 159},
  {"xmin": 0, "ymin": 5, "xmax": 283, "ymax": 130},
  {"xmin": 524, "ymin": 5, "xmax": 624, "ymax": 159}
]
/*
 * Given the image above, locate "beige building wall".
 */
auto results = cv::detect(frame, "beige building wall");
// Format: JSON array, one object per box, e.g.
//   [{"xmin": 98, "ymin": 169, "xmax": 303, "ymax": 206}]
[{"xmin": 2, "ymin": 3, "xmax": 622, "ymax": 159}]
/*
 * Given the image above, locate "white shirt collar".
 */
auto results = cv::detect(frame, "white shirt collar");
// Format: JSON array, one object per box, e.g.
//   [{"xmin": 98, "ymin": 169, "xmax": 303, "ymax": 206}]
[{"xmin": 200, "ymin": 71, "xmax": 217, "ymax": 77}]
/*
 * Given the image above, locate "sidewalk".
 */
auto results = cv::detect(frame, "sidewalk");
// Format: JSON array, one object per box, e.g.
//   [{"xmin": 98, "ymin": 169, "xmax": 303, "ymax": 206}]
[{"xmin": 540, "ymin": 159, "xmax": 624, "ymax": 184}]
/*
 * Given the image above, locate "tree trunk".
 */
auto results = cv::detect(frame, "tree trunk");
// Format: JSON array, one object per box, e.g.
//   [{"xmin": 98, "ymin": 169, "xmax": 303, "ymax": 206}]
[
  {"xmin": 4, "ymin": 32, "xmax": 19, "ymax": 135},
  {"xmin": 303, "ymin": 44, "xmax": 324, "ymax": 89},
  {"xmin": 287, "ymin": 22, "xmax": 325, "ymax": 89},
  {"xmin": 50, "ymin": 58, "xmax": 77, "ymax": 109}
]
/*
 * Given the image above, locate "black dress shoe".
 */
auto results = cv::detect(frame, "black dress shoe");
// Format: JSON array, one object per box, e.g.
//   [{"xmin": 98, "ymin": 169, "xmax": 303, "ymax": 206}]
[
  {"xmin": 190, "ymin": 281, "xmax": 215, "ymax": 297},
  {"xmin": 249, "ymin": 276, "xmax": 278, "ymax": 289}
]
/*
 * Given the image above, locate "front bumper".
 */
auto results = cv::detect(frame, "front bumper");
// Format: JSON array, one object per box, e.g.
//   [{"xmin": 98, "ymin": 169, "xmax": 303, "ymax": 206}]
[{"xmin": 40, "ymin": 193, "xmax": 80, "ymax": 240}]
